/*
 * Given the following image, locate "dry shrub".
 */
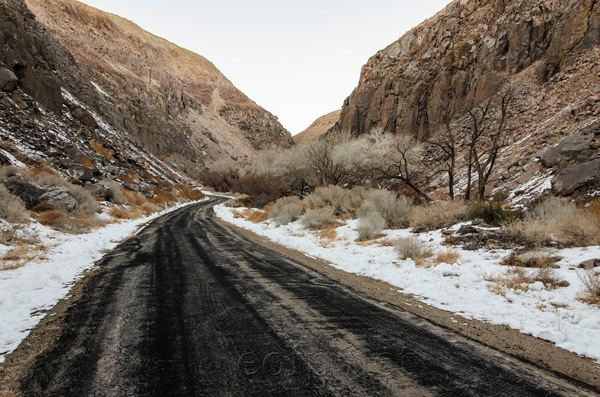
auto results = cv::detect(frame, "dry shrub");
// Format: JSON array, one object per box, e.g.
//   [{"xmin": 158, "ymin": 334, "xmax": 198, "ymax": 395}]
[
  {"xmin": 126, "ymin": 169, "xmax": 139, "ymax": 181},
  {"xmin": 32, "ymin": 202, "xmax": 56, "ymax": 213},
  {"xmin": 500, "ymin": 251, "xmax": 561, "ymax": 268},
  {"xmin": 301, "ymin": 206, "xmax": 335, "ymax": 230},
  {"xmin": 433, "ymin": 249, "xmax": 460, "ymax": 265},
  {"xmin": 506, "ymin": 197, "xmax": 600, "ymax": 247},
  {"xmin": 340, "ymin": 186, "xmax": 368, "ymax": 217},
  {"xmin": 176, "ymin": 186, "xmax": 205, "ymax": 201},
  {"xmin": 89, "ymin": 140, "xmax": 115, "ymax": 161},
  {"xmin": 394, "ymin": 236, "xmax": 433, "ymax": 264},
  {"xmin": 102, "ymin": 180, "xmax": 127, "ymax": 205},
  {"xmin": 141, "ymin": 202, "xmax": 161, "ymax": 216},
  {"xmin": 109, "ymin": 206, "xmax": 142, "ymax": 220},
  {"xmin": 35, "ymin": 209, "xmax": 68, "ymax": 227},
  {"xmin": 410, "ymin": 200, "xmax": 467, "ymax": 231},
  {"xmin": 159, "ymin": 180, "xmax": 175, "ymax": 190},
  {"xmin": 151, "ymin": 189, "xmax": 178, "ymax": 206},
  {"xmin": 231, "ymin": 174, "xmax": 284, "ymax": 208},
  {"xmin": 0, "ymin": 185, "xmax": 29, "ymax": 223},
  {"xmin": 65, "ymin": 184, "xmax": 99, "ymax": 216},
  {"xmin": 467, "ymin": 202, "xmax": 521, "ymax": 226},
  {"xmin": 578, "ymin": 269, "xmax": 600, "ymax": 305},
  {"xmin": 168, "ymin": 172, "xmax": 180, "ymax": 181},
  {"xmin": 123, "ymin": 190, "xmax": 147, "ymax": 207},
  {"xmin": 269, "ymin": 196, "xmax": 304, "ymax": 225},
  {"xmin": 485, "ymin": 267, "xmax": 564, "ymax": 296},
  {"xmin": 356, "ymin": 212, "xmax": 385, "ymax": 240},
  {"xmin": 75, "ymin": 157, "xmax": 93, "ymax": 168},
  {"xmin": 305, "ymin": 185, "xmax": 347, "ymax": 213},
  {"xmin": 365, "ymin": 190, "xmax": 412, "ymax": 229},
  {"xmin": 585, "ymin": 199, "xmax": 600, "ymax": 225},
  {"xmin": 241, "ymin": 209, "xmax": 269, "ymax": 223}
]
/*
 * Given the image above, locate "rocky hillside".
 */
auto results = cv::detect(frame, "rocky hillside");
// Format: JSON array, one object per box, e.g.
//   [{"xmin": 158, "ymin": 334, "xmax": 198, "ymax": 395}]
[
  {"xmin": 1, "ymin": 0, "xmax": 291, "ymax": 183},
  {"xmin": 293, "ymin": 110, "xmax": 341, "ymax": 144},
  {"xmin": 330, "ymin": 0, "xmax": 600, "ymax": 202}
]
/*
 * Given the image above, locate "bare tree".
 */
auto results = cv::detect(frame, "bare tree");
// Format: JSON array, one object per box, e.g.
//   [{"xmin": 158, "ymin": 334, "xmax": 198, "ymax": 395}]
[
  {"xmin": 464, "ymin": 86, "xmax": 513, "ymax": 200},
  {"xmin": 427, "ymin": 93, "xmax": 459, "ymax": 199}
]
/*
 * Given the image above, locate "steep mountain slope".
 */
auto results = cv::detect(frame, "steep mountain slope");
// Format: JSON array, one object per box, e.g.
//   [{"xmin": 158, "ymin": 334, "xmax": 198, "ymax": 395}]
[
  {"xmin": 293, "ymin": 110, "xmax": 341, "ymax": 144},
  {"xmin": 331, "ymin": 0, "xmax": 600, "ymax": 201},
  {"xmin": 21, "ymin": 0, "xmax": 292, "ymax": 175}
]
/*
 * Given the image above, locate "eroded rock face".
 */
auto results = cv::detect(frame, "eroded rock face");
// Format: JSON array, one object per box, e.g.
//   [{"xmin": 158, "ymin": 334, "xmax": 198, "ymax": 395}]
[{"xmin": 333, "ymin": 0, "xmax": 600, "ymax": 138}]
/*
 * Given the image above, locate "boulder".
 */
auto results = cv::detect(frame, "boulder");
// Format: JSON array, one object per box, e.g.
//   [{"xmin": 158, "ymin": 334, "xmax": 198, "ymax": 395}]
[
  {"xmin": 122, "ymin": 182, "xmax": 140, "ymax": 192},
  {"xmin": 70, "ymin": 106, "xmax": 97, "ymax": 128},
  {"xmin": 16, "ymin": 68, "xmax": 63, "ymax": 115},
  {"xmin": 39, "ymin": 187, "xmax": 77, "ymax": 212},
  {"xmin": 66, "ymin": 165, "xmax": 94, "ymax": 182},
  {"xmin": 84, "ymin": 183, "xmax": 110, "ymax": 199},
  {"xmin": 551, "ymin": 159, "xmax": 600, "ymax": 195},
  {"xmin": 540, "ymin": 134, "xmax": 596, "ymax": 167},
  {"xmin": 4, "ymin": 176, "xmax": 44, "ymax": 209},
  {"xmin": 578, "ymin": 259, "xmax": 600, "ymax": 269},
  {"xmin": 0, "ymin": 68, "xmax": 18, "ymax": 91},
  {"xmin": 457, "ymin": 225, "xmax": 479, "ymax": 235}
]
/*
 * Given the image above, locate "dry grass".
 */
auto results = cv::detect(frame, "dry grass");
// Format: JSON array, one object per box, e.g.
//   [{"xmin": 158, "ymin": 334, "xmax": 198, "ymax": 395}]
[
  {"xmin": 34, "ymin": 209, "xmax": 68, "ymax": 227},
  {"xmin": 500, "ymin": 251, "xmax": 562, "ymax": 268},
  {"xmin": 118, "ymin": 173, "xmax": 134, "ymax": 183},
  {"xmin": 410, "ymin": 200, "xmax": 467, "ymax": 231},
  {"xmin": 578, "ymin": 270, "xmax": 600, "ymax": 305},
  {"xmin": 109, "ymin": 206, "xmax": 142, "ymax": 220},
  {"xmin": 394, "ymin": 236, "xmax": 434, "ymax": 266},
  {"xmin": 31, "ymin": 202, "xmax": 56, "ymax": 213},
  {"xmin": 485, "ymin": 268, "xmax": 566, "ymax": 297},
  {"xmin": 433, "ymin": 249, "xmax": 460, "ymax": 265},
  {"xmin": 29, "ymin": 165, "xmax": 60, "ymax": 178},
  {"xmin": 312, "ymin": 223, "xmax": 342, "ymax": 248},
  {"xmin": 0, "ymin": 244, "xmax": 48, "ymax": 271},
  {"xmin": 506, "ymin": 198, "xmax": 600, "ymax": 248},
  {"xmin": 241, "ymin": 209, "xmax": 269, "ymax": 224},
  {"xmin": 168, "ymin": 172, "xmax": 180, "ymax": 181},
  {"xmin": 176, "ymin": 185, "xmax": 206, "ymax": 201},
  {"xmin": 75, "ymin": 157, "xmax": 93, "ymax": 168},
  {"xmin": 90, "ymin": 140, "xmax": 114, "ymax": 161},
  {"xmin": 585, "ymin": 199, "xmax": 600, "ymax": 225},
  {"xmin": 123, "ymin": 190, "xmax": 147, "ymax": 206},
  {"xmin": 141, "ymin": 169, "xmax": 160, "ymax": 182},
  {"xmin": 150, "ymin": 189, "xmax": 178, "ymax": 206}
]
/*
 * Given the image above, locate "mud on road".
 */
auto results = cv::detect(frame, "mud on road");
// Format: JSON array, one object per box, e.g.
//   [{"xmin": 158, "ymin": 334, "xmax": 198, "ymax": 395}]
[{"xmin": 4, "ymin": 200, "xmax": 599, "ymax": 396}]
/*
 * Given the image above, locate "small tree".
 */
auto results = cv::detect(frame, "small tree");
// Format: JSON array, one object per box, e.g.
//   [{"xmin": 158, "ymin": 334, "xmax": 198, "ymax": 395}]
[{"xmin": 463, "ymin": 86, "xmax": 514, "ymax": 200}]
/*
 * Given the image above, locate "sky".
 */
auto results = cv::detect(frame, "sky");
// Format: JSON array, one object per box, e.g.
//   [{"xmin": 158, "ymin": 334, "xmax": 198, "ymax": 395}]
[{"xmin": 78, "ymin": 0, "xmax": 453, "ymax": 135}]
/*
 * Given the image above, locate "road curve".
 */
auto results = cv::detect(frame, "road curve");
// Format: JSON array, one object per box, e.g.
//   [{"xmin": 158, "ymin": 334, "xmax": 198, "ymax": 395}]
[{"xmin": 19, "ymin": 199, "xmax": 598, "ymax": 396}]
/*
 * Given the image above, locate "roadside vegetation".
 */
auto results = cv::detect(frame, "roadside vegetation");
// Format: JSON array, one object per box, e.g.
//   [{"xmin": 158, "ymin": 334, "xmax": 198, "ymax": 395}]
[{"xmin": 0, "ymin": 165, "xmax": 205, "ymax": 271}]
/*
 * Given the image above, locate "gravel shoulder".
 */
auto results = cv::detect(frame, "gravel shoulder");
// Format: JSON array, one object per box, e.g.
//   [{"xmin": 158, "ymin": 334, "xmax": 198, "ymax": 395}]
[{"xmin": 216, "ymin": 215, "xmax": 600, "ymax": 391}]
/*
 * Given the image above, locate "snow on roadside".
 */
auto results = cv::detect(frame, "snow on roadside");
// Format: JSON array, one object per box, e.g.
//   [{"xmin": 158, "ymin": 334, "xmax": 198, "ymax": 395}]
[
  {"xmin": 0, "ymin": 200, "xmax": 204, "ymax": 363},
  {"xmin": 215, "ymin": 205, "xmax": 600, "ymax": 363}
]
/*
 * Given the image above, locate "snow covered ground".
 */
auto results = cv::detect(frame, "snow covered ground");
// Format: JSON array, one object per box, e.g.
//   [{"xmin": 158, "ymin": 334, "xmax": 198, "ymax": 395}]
[
  {"xmin": 215, "ymin": 205, "xmax": 600, "ymax": 363},
  {"xmin": 0, "ymin": 200, "xmax": 204, "ymax": 363}
]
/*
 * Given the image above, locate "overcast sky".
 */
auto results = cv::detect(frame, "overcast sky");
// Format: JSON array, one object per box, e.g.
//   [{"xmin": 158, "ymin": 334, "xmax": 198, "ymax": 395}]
[{"xmin": 78, "ymin": 0, "xmax": 452, "ymax": 135}]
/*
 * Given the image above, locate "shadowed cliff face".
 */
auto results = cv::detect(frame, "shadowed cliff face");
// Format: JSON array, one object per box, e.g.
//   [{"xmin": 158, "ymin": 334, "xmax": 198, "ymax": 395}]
[
  {"xmin": 21, "ymin": 0, "xmax": 292, "ymax": 170},
  {"xmin": 333, "ymin": 0, "xmax": 600, "ymax": 139}
]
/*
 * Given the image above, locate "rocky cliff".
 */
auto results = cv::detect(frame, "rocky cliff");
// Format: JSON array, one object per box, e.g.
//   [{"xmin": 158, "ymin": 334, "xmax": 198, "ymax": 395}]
[
  {"xmin": 334, "ymin": 0, "xmax": 599, "ymax": 138},
  {"xmin": 8, "ymin": 0, "xmax": 291, "ymax": 179},
  {"xmin": 331, "ymin": 0, "xmax": 600, "ymax": 202}
]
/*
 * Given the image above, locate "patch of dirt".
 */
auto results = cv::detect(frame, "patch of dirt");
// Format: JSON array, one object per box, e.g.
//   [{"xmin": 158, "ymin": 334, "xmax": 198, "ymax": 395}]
[{"xmin": 217, "ymin": 216, "xmax": 600, "ymax": 390}]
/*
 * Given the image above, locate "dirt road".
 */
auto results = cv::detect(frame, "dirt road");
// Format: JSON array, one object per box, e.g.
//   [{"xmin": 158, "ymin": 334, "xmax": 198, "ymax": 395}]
[{"xmin": 17, "ymin": 200, "xmax": 598, "ymax": 396}]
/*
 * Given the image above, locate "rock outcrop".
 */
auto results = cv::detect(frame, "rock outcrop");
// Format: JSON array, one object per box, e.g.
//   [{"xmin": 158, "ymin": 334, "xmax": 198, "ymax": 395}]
[
  {"xmin": 0, "ymin": 0, "xmax": 292, "ymax": 183},
  {"xmin": 333, "ymin": 0, "xmax": 600, "ymax": 139}
]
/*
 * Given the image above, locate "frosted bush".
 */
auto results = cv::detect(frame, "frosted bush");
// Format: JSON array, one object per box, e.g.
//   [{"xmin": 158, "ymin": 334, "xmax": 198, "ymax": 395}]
[
  {"xmin": 368, "ymin": 189, "xmax": 412, "ymax": 229},
  {"xmin": 356, "ymin": 212, "xmax": 385, "ymax": 240},
  {"xmin": 394, "ymin": 236, "xmax": 433, "ymax": 261},
  {"xmin": 301, "ymin": 206, "xmax": 335, "ymax": 230},
  {"xmin": 0, "ymin": 185, "xmax": 28, "ymax": 223},
  {"xmin": 269, "ymin": 196, "xmax": 304, "ymax": 225}
]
